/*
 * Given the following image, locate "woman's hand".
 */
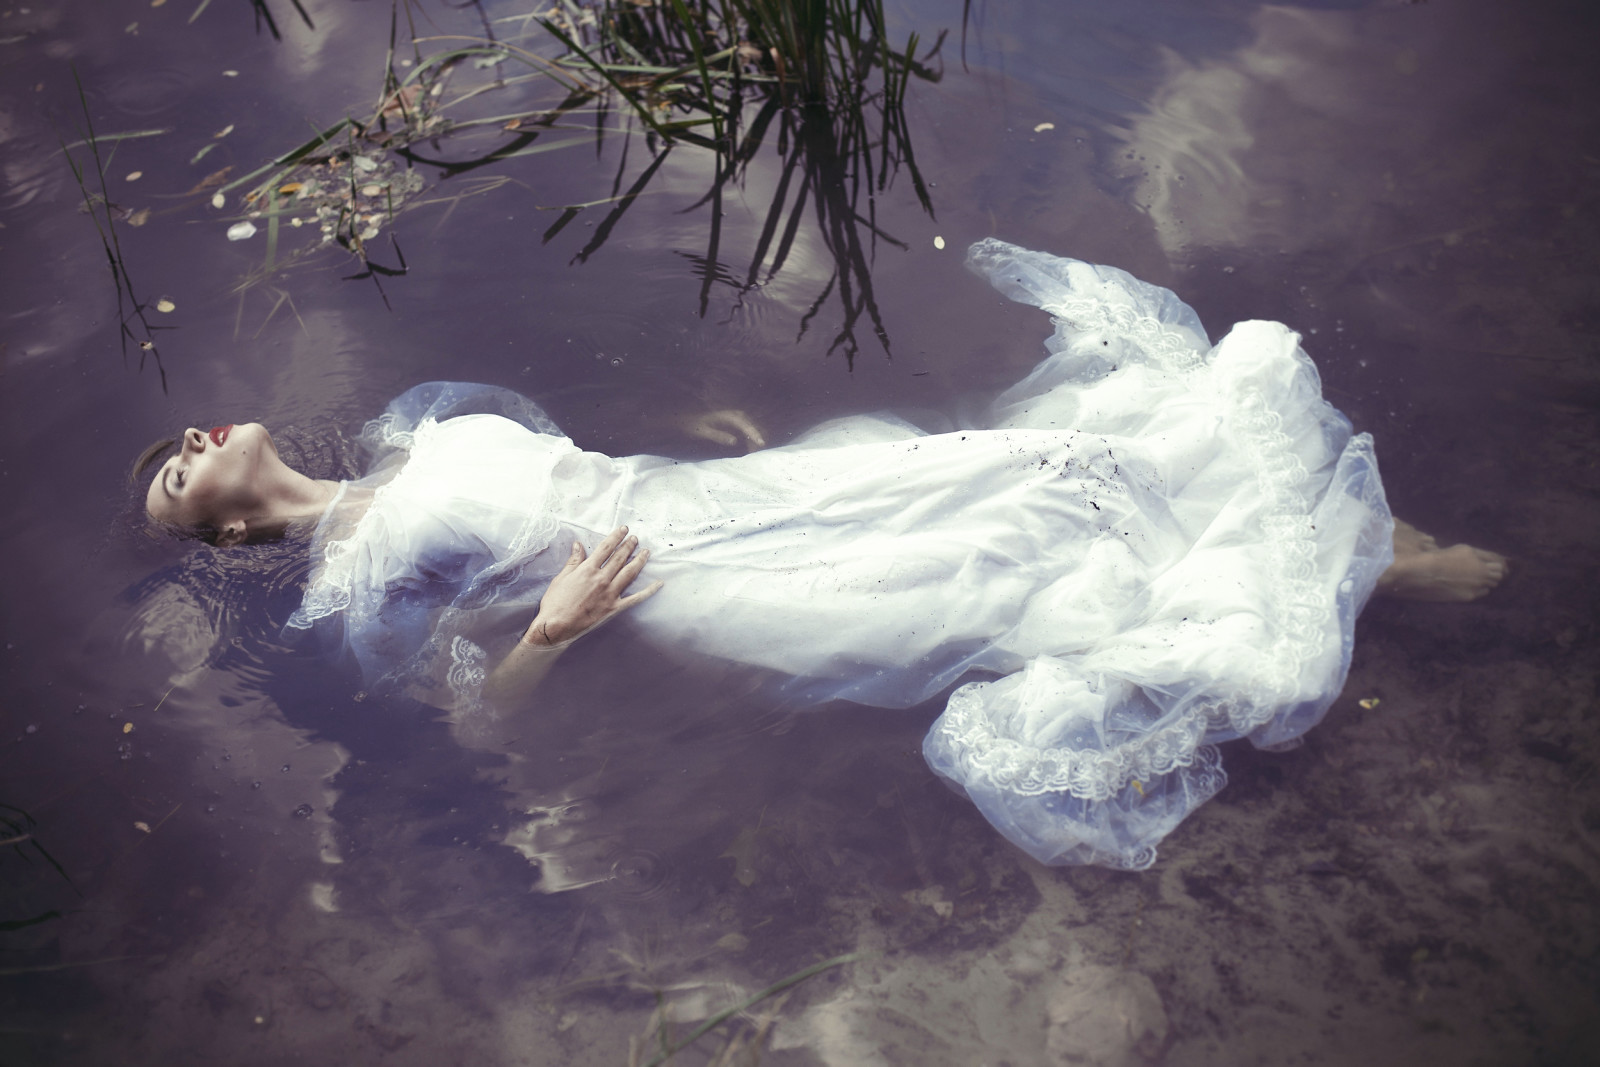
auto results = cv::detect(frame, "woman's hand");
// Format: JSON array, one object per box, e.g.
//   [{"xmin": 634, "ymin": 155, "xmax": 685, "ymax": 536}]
[
  {"xmin": 683, "ymin": 409, "xmax": 766, "ymax": 452},
  {"xmin": 523, "ymin": 526, "xmax": 663, "ymax": 647}
]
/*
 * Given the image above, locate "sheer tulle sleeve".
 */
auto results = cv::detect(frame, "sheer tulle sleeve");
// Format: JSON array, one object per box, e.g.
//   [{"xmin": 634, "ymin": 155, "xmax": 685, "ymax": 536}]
[{"xmin": 287, "ymin": 385, "xmax": 579, "ymax": 721}]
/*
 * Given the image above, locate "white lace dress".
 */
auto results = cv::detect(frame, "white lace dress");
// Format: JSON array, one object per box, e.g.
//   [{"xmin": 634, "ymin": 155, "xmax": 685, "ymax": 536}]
[{"xmin": 287, "ymin": 240, "xmax": 1394, "ymax": 869}]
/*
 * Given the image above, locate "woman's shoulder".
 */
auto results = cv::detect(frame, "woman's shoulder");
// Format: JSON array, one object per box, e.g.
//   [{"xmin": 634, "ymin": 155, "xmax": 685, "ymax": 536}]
[{"xmin": 366, "ymin": 382, "xmax": 565, "ymax": 445}]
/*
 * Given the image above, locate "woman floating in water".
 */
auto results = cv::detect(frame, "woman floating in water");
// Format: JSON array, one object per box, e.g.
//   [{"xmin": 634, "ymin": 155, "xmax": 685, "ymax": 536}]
[{"xmin": 139, "ymin": 240, "xmax": 1505, "ymax": 869}]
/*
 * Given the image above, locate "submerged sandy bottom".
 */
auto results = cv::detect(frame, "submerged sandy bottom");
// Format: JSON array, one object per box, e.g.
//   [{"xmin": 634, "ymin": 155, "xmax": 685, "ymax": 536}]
[{"xmin": 31, "ymin": 555, "xmax": 1600, "ymax": 1067}]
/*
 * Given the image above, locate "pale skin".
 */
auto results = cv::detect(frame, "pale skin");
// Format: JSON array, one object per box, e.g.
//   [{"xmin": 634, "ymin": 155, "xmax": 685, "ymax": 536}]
[{"xmin": 144, "ymin": 417, "xmax": 1507, "ymax": 707}]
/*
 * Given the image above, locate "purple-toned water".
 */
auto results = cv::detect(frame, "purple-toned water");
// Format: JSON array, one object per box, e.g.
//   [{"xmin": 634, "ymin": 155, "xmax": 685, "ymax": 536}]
[{"xmin": 2, "ymin": 1, "xmax": 1597, "ymax": 1063}]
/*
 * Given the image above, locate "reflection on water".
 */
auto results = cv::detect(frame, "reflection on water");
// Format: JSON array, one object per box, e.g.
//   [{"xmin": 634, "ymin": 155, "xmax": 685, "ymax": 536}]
[{"xmin": 3, "ymin": 0, "xmax": 1599, "ymax": 1063}]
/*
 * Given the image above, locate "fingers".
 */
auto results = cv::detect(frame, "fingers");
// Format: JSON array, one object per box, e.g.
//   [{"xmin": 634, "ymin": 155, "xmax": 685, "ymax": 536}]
[
  {"xmin": 718, "ymin": 410, "xmax": 766, "ymax": 450},
  {"xmin": 620, "ymin": 580, "xmax": 665, "ymax": 607},
  {"xmin": 685, "ymin": 410, "xmax": 767, "ymax": 452},
  {"xmin": 599, "ymin": 535, "xmax": 640, "ymax": 580},
  {"xmin": 615, "ymin": 547, "xmax": 650, "ymax": 587},
  {"xmin": 591, "ymin": 525, "xmax": 628, "ymax": 566}
]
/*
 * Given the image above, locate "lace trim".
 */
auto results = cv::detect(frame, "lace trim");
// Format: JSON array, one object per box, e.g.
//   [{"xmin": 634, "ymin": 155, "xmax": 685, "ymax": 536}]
[
  {"xmin": 285, "ymin": 481, "xmax": 354, "ymax": 630},
  {"xmin": 930, "ymin": 295, "xmax": 1338, "ymax": 800},
  {"xmin": 445, "ymin": 635, "xmax": 488, "ymax": 719}
]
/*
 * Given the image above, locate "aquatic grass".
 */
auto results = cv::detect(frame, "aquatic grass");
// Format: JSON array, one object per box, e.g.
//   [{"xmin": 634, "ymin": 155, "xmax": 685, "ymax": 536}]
[
  {"xmin": 189, "ymin": 0, "xmax": 314, "ymax": 40},
  {"xmin": 1, "ymin": 802, "xmax": 77, "ymax": 935},
  {"xmin": 60, "ymin": 69, "xmax": 172, "ymax": 391},
  {"xmin": 199, "ymin": 0, "xmax": 947, "ymax": 360}
]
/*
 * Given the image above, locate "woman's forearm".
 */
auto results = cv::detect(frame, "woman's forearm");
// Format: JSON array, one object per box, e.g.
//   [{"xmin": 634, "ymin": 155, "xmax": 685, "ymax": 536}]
[
  {"xmin": 482, "ymin": 632, "xmax": 571, "ymax": 708},
  {"xmin": 479, "ymin": 526, "xmax": 662, "ymax": 709}
]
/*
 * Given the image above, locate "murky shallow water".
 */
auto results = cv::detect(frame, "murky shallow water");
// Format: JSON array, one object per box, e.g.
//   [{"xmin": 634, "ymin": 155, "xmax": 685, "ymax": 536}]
[{"xmin": 3, "ymin": 0, "xmax": 1598, "ymax": 1064}]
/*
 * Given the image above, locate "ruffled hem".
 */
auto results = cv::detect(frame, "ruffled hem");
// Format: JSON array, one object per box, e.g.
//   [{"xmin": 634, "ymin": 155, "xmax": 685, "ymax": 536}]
[{"xmin": 920, "ymin": 241, "xmax": 1393, "ymax": 867}]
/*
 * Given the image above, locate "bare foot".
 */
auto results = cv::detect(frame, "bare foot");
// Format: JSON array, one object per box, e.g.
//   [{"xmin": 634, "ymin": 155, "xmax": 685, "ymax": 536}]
[
  {"xmin": 1379, "ymin": 539, "xmax": 1509, "ymax": 602},
  {"xmin": 1392, "ymin": 519, "xmax": 1438, "ymax": 556}
]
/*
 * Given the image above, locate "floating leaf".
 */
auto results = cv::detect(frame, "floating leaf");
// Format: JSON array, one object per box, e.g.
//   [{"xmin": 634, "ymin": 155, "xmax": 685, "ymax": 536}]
[
  {"xmin": 133, "ymin": 821, "xmax": 151, "ymax": 833},
  {"xmin": 226, "ymin": 220, "xmax": 257, "ymax": 241},
  {"xmin": 933, "ymin": 235, "xmax": 945, "ymax": 250},
  {"xmin": 1359, "ymin": 697, "xmax": 1380, "ymax": 709},
  {"xmin": 126, "ymin": 171, "xmax": 143, "ymax": 182},
  {"xmin": 155, "ymin": 298, "xmax": 175, "ymax": 313},
  {"xmin": 360, "ymin": 183, "xmax": 382, "ymax": 197},
  {"xmin": 213, "ymin": 124, "xmax": 234, "ymax": 139},
  {"xmin": 122, "ymin": 722, "xmax": 134, "ymax": 734},
  {"xmin": 190, "ymin": 142, "xmax": 217, "ymax": 165},
  {"xmin": 211, "ymin": 191, "xmax": 225, "ymax": 209},
  {"xmin": 278, "ymin": 182, "xmax": 302, "ymax": 195},
  {"xmin": 1033, "ymin": 121, "xmax": 1055, "ymax": 133},
  {"xmin": 352, "ymin": 156, "xmax": 378, "ymax": 174},
  {"xmin": 222, "ymin": 70, "xmax": 238, "ymax": 77},
  {"xmin": 127, "ymin": 208, "xmax": 151, "ymax": 227}
]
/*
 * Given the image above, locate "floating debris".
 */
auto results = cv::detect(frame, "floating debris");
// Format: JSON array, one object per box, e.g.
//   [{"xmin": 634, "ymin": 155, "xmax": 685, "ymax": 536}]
[
  {"xmin": 226, "ymin": 220, "xmax": 257, "ymax": 241},
  {"xmin": 154, "ymin": 298, "xmax": 175, "ymax": 312}
]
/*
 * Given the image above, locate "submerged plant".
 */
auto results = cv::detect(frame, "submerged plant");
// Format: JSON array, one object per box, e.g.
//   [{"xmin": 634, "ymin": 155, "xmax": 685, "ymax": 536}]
[
  {"xmin": 624, "ymin": 951, "xmax": 863, "ymax": 1066},
  {"xmin": 0, "ymin": 802, "xmax": 76, "ymax": 935}
]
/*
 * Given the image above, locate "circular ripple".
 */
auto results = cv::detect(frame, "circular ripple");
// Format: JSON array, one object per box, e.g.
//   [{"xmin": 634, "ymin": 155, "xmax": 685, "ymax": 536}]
[
  {"xmin": 605, "ymin": 849, "xmax": 672, "ymax": 901},
  {"xmin": 101, "ymin": 67, "xmax": 200, "ymax": 117}
]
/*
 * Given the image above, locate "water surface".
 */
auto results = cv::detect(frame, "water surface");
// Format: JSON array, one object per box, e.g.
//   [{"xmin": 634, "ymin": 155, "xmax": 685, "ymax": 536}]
[{"xmin": 2, "ymin": 0, "xmax": 1597, "ymax": 1064}]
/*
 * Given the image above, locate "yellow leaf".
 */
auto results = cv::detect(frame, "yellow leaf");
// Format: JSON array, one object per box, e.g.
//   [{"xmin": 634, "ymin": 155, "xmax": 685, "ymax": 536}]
[
  {"xmin": 1033, "ymin": 122, "xmax": 1055, "ymax": 133},
  {"xmin": 123, "ymin": 722, "xmax": 134, "ymax": 734},
  {"xmin": 155, "ymin": 299, "xmax": 176, "ymax": 313},
  {"xmin": 278, "ymin": 182, "xmax": 303, "ymax": 195},
  {"xmin": 1359, "ymin": 697, "xmax": 1380, "ymax": 709}
]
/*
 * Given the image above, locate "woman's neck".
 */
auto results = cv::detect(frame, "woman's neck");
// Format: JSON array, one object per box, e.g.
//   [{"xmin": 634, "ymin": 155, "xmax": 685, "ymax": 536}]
[{"xmin": 250, "ymin": 462, "xmax": 342, "ymax": 540}]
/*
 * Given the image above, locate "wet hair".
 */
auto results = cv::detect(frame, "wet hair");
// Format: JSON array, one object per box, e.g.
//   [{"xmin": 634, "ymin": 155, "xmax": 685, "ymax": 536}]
[{"xmin": 130, "ymin": 436, "xmax": 220, "ymax": 545}]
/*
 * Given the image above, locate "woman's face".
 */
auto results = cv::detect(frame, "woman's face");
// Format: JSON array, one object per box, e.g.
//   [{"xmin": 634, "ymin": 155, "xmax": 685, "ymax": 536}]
[{"xmin": 145, "ymin": 423, "xmax": 277, "ymax": 535}]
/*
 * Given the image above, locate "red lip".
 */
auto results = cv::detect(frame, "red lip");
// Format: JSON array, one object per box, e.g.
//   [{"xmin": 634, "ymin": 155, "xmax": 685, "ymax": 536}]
[{"xmin": 209, "ymin": 425, "xmax": 232, "ymax": 448}]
